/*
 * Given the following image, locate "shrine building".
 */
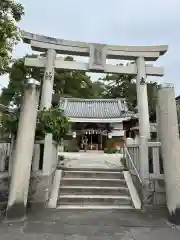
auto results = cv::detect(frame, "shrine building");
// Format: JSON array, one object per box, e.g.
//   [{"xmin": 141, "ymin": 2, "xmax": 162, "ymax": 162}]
[{"xmin": 60, "ymin": 98, "xmax": 136, "ymax": 151}]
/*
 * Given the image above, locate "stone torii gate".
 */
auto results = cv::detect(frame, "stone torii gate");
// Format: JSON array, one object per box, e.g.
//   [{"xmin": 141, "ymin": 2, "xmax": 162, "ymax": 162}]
[
  {"xmin": 22, "ymin": 31, "xmax": 168, "ymax": 183},
  {"xmin": 6, "ymin": 31, "xmax": 168, "ymax": 219}
]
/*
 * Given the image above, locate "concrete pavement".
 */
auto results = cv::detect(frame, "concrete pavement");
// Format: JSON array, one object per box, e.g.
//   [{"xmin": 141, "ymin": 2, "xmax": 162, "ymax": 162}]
[
  {"xmin": 60, "ymin": 151, "xmax": 123, "ymax": 169},
  {"xmin": 0, "ymin": 208, "xmax": 180, "ymax": 239}
]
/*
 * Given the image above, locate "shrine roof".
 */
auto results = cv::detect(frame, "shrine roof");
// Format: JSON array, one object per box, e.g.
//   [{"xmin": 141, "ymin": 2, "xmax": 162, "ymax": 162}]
[{"xmin": 60, "ymin": 98, "xmax": 135, "ymax": 122}]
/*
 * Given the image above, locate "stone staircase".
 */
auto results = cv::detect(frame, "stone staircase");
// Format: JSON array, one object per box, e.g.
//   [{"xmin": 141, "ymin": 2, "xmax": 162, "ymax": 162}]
[{"xmin": 57, "ymin": 168, "xmax": 134, "ymax": 209}]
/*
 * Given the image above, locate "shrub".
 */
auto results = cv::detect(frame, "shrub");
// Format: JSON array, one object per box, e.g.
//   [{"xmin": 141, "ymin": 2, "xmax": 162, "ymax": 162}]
[
  {"xmin": 36, "ymin": 106, "xmax": 69, "ymax": 143},
  {"xmin": 104, "ymin": 148, "xmax": 117, "ymax": 154},
  {"xmin": 1, "ymin": 106, "xmax": 69, "ymax": 143}
]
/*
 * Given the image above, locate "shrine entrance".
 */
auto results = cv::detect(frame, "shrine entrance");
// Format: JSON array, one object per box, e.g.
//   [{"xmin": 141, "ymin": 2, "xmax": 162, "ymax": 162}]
[
  {"xmin": 22, "ymin": 31, "xmax": 167, "ymax": 181},
  {"xmin": 6, "ymin": 29, "xmax": 170, "ymax": 221},
  {"xmin": 77, "ymin": 123, "xmax": 108, "ymax": 151},
  {"xmin": 81, "ymin": 131, "xmax": 103, "ymax": 151}
]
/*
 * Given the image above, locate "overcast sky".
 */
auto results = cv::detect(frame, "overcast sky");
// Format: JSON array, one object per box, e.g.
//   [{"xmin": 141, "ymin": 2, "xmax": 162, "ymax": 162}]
[{"xmin": 1, "ymin": 0, "xmax": 180, "ymax": 95}]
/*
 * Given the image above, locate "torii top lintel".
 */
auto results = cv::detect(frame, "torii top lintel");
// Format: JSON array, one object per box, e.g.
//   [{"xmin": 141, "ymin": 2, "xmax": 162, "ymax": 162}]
[{"xmin": 22, "ymin": 31, "xmax": 168, "ymax": 61}]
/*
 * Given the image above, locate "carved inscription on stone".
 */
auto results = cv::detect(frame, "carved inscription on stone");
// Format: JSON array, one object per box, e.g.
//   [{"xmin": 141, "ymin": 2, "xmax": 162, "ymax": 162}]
[
  {"xmin": 89, "ymin": 44, "xmax": 106, "ymax": 71},
  {"xmin": 140, "ymin": 77, "xmax": 146, "ymax": 85},
  {"xmin": 44, "ymin": 71, "xmax": 53, "ymax": 81},
  {"xmin": 94, "ymin": 47, "xmax": 102, "ymax": 66}
]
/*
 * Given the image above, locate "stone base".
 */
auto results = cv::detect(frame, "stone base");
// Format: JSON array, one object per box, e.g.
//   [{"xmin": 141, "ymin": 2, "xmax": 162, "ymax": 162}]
[
  {"xmin": 27, "ymin": 201, "xmax": 46, "ymax": 214},
  {"xmin": 28, "ymin": 174, "xmax": 54, "ymax": 213},
  {"xmin": 0, "ymin": 175, "xmax": 9, "ymax": 202},
  {"xmin": 0, "ymin": 175, "xmax": 10, "ymax": 220},
  {"xmin": 142, "ymin": 178, "xmax": 166, "ymax": 206},
  {"xmin": 168, "ymin": 208, "xmax": 180, "ymax": 225},
  {"xmin": 29, "ymin": 175, "xmax": 50, "ymax": 201},
  {"xmin": 6, "ymin": 202, "xmax": 26, "ymax": 220}
]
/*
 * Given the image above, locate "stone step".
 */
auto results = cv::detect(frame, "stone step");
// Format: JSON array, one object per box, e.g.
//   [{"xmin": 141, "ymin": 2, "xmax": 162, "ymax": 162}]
[
  {"xmin": 60, "ymin": 186, "xmax": 129, "ymax": 196},
  {"xmin": 61, "ymin": 167, "xmax": 123, "ymax": 172},
  {"xmin": 57, "ymin": 205, "xmax": 134, "ymax": 209},
  {"xmin": 58, "ymin": 195, "xmax": 132, "ymax": 206},
  {"xmin": 61, "ymin": 178, "xmax": 127, "ymax": 187},
  {"xmin": 63, "ymin": 170, "xmax": 124, "ymax": 179}
]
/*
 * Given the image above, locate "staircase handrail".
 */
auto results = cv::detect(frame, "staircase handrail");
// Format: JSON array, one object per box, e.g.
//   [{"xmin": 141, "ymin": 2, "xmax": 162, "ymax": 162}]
[{"xmin": 124, "ymin": 144, "xmax": 143, "ymax": 184}]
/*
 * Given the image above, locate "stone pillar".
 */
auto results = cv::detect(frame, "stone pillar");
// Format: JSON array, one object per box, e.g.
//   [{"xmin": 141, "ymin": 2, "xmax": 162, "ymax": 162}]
[
  {"xmin": 6, "ymin": 79, "xmax": 40, "ymax": 219},
  {"xmin": 136, "ymin": 57, "xmax": 150, "ymax": 180},
  {"xmin": 157, "ymin": 84, "xmax": 180, "ymax": 224},
  {"xmin": 32, "ymin": 144, "xmax": 40, "ymax": 171},
  {"xmin": 40, "ymin": 48, "xmax": 56, "ymax": 110},
  {"xmin": 43, "ymin": 133, "xmax": 53, "ymax": 175},
  {"xmin": 40, "ymin": 48, "xmax": 56, "ymax": 173},
  {"xmin": 30, "ymin": 49, "xmax": 56, "ymax": 209}
]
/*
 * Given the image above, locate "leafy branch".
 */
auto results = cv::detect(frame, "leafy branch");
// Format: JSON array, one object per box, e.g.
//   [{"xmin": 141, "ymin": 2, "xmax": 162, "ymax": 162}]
[
  {"xmin": 0, "ymin": 0, "xmax": 24, "ymax": 75},
  {"xmin": 36, "ymin": 106, "xmax": 69, "ymax": 142},
  {"xmin": 1, "ymin": 106, "xmax": 69, "ymax": 143}
]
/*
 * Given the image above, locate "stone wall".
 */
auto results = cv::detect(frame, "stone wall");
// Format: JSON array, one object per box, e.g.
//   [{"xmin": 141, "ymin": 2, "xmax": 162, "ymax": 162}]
[
  {"xmin": 131, "ymin": 173, "xmax": 166, "ymax": 207},
  {"xmin": 146, "ymin": 178, "xmax": 166, "ymax": 205},
  {"xmin": 0, "ymin": 174, "xmax": 9, "ymax": 213},
  {"xmin": 27, "ymin": 136, "xmax": 58, "ymax": 212},
  {"xmin": 0, "ymin": 137, "xmax": 58, "ymax": 214},
  {"xmin": 0, "ymin": 171, "xmax": 57, "ymax": 214},
  {"xmin": 0, "ymin": 174, "xmax": 11, "ymax": 220}
]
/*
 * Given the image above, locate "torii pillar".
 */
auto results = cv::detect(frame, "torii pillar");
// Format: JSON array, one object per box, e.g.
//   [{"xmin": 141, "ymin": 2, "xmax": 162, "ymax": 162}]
[
  {"xmin": 6, "ymin": 79, "xmax": 40, "ymax": 220},
  {"xmin": 136, "ymin": 57, "xmax": 150, "ymax": 184},
  {"xmin": 157, "ymin": 84, "xmax": 180, "ymax": 224},
  {"xmin": 40, "ymin": 48, "xmax": 56, "ymax": 175},
  {"xmin": 40, "ymin": 48, "xmax": 56, "ymax": 110},
  {"xmin": 34, "ymin": 48, "xmax": 56, "ymax": 205}
]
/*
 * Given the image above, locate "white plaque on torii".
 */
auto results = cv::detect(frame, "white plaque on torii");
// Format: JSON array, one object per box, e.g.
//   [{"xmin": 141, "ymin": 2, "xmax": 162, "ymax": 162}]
[{"xmin": 89, "ymin": 44, "xmax": 106, "ymax": 72}]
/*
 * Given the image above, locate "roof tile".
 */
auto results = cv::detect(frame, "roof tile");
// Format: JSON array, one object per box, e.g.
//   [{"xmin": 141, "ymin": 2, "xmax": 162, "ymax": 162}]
[{"xmin": 60, "ymin": 98, "xmax": 133, "ymax": 119}]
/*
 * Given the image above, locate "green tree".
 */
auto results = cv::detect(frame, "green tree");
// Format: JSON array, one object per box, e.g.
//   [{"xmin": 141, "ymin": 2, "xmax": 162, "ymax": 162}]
[
  {"xmin": 0, "ymin": 55, "xmax": 105, "ymax": 107},
  {"xmin": 0, "ymin": 0, "xmax": 24, "ymax": 74},
  {"xmin": 101, "ymin": 74, "xmax": 136, "ymax": 111},
  {"xmin": 36, "ymin": 106, "xmax": 69, "ymax": 142},
  {"xmin": 1, "ymin": 106, "xmax": 69, "ymax": 142},
  {"xmin": 0, "ymin": 54, "xmax": 42, "ymax": 107},
  {"xmin": 101, "ymin": 72, "xmax": 157, "ymax": 118}
]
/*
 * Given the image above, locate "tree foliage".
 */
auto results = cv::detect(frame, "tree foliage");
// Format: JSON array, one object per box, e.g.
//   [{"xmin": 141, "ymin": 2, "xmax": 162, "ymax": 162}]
[
  {"xmin": 1, "ymin": 106, "xmax": 69, "ymax": 142},
  {"xmin": 0, "ymin": 55, "xmax": 104, "ymax": 107},
  {"xmin": 36, "ymin": 106, "xmax": 69, "ymax": 142},
  {"xmin": 0, "ymin": 54, "xmax": 42, "ymax": 107},
  {"xmin": 0, "ymin": 0, "xmax": 24, "ymax": 74},
  {"xmin": 0, "ymin": 55, "xmax": 157, "ymax": 119},
  {"xmin": 101, "ymin": 73, "xmax": 157, "ymax": 117},
  {"xmin": 0, "ymin": 108, "xmax": 19, "ymax": 135}
]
